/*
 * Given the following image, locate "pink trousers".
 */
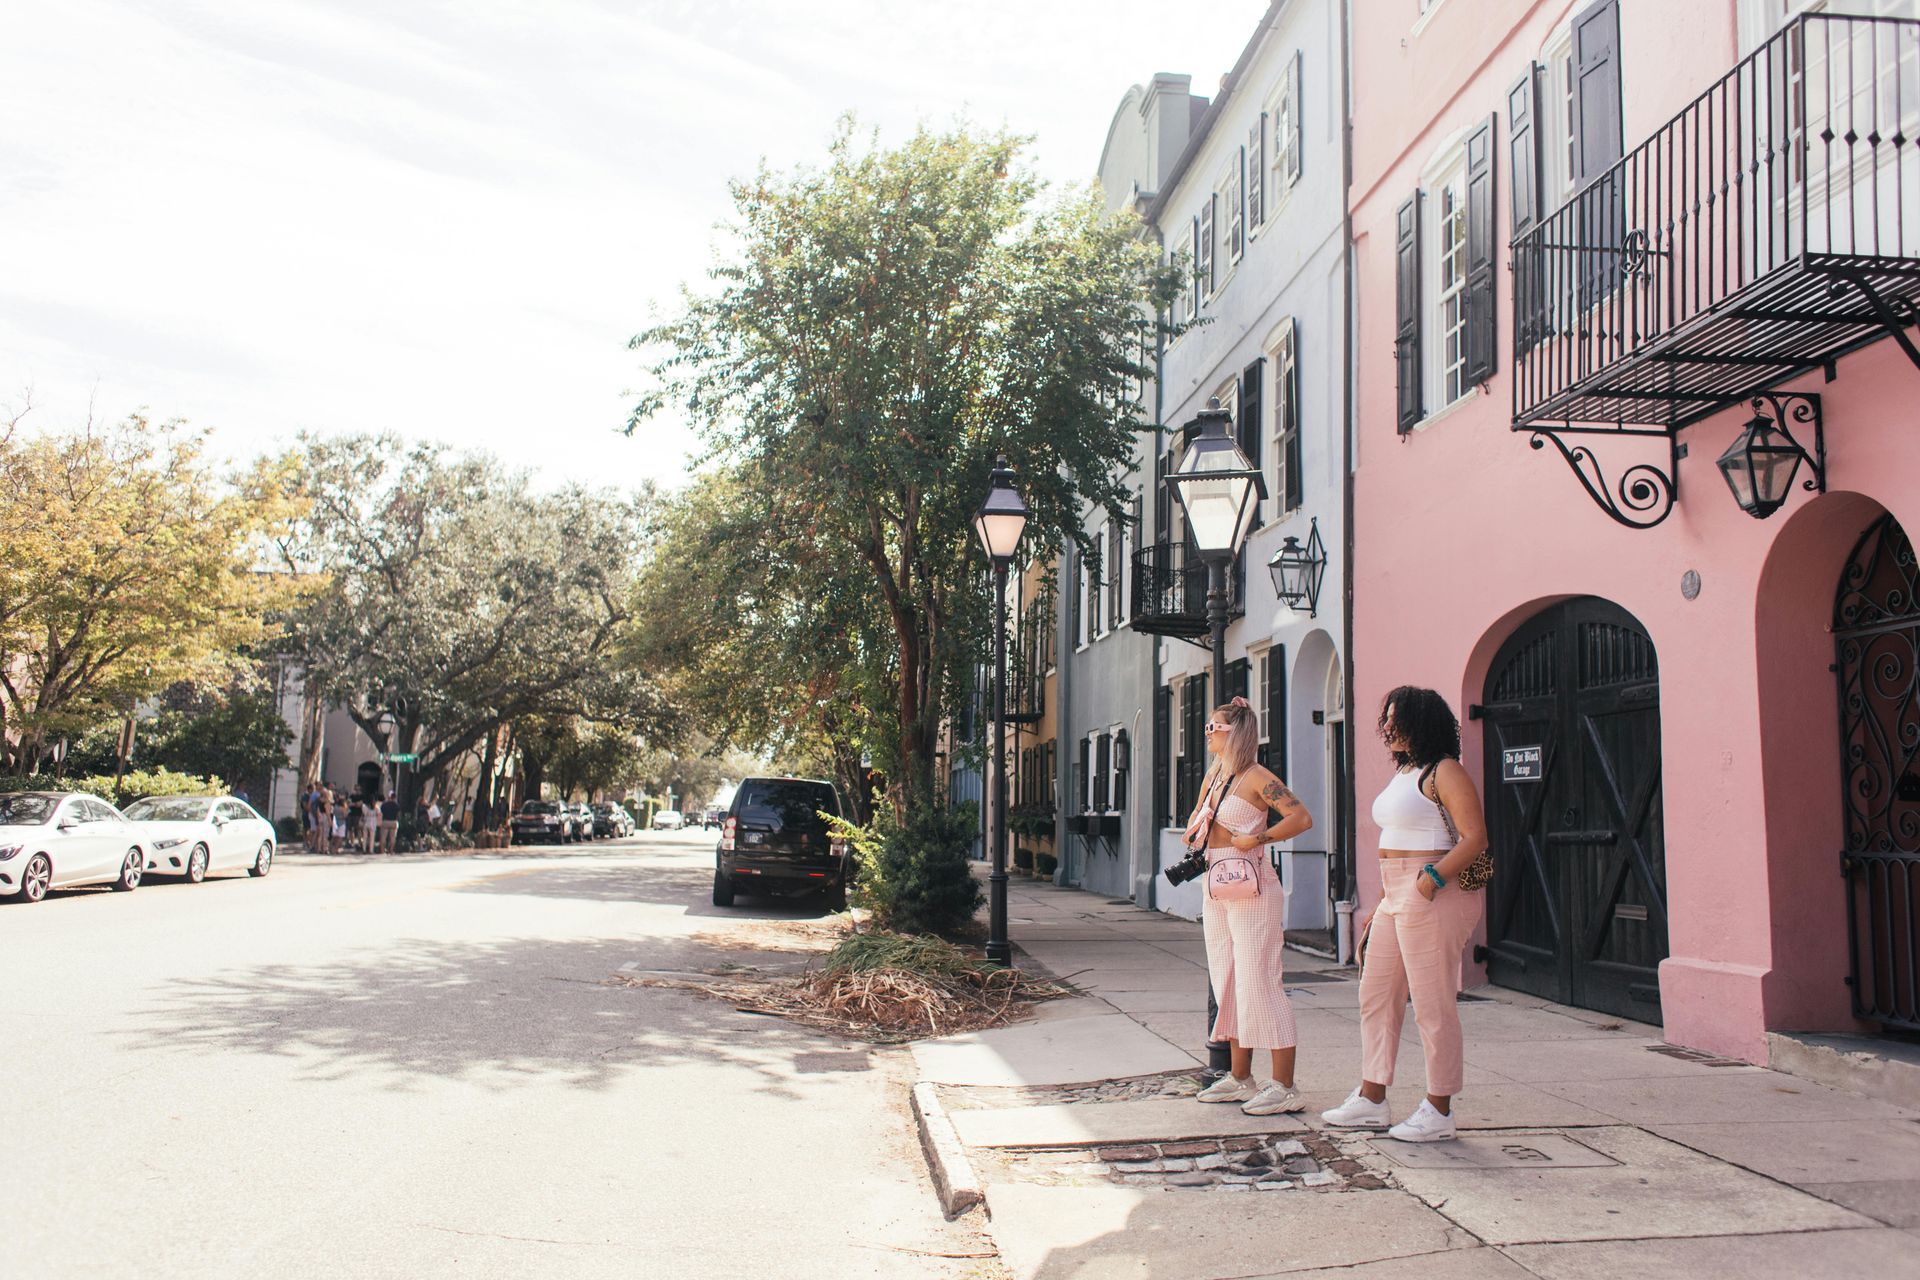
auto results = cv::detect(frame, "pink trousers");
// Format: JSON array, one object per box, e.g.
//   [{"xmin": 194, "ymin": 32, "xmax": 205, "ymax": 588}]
[
  {"xmin": 1358, "ymin": 859, "xmax": 1484, "ymax": 1096},
  {"xmin": 1202, "ymin": 853, "xmax": 1297, "ymax": 1050}
]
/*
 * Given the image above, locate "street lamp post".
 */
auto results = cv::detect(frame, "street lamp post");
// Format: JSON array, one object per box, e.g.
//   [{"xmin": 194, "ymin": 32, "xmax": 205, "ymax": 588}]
[
  {"xmin": 974, "ymin": 455, "xmax": 1030, "ymax": 968},
  {"xmin": 1166, "ymin": 398, "xmax": 1266, "ymax": 1076}
]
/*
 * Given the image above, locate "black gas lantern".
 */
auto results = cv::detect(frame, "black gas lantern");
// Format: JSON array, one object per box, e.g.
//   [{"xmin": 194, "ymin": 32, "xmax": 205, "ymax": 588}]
[{"xmin": 1715, "ymin": 392, "xmax": 1825, "ymax": 520}]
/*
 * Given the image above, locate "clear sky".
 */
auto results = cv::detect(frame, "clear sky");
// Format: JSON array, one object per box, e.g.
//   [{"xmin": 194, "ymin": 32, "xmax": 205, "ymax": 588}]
[{"xmin": 0, "ymin": 0, "xmax": 1261, "ymax": 492}]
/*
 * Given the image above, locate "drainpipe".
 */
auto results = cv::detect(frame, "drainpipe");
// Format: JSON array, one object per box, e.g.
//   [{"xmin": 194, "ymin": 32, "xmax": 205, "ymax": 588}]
[{"xmin": 1336, "ymin": 0, "xmax": 1358, "ymax": 962}]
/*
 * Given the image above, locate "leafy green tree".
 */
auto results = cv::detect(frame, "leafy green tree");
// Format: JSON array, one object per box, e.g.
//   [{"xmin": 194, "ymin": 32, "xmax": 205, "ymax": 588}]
[
  {"xmin": 631, "ymin": 121, "xmax": 1179, "ymax": 809},
  {"xmin": 0, "ymin": 417, "xmax": 295, "ymax": 773}
]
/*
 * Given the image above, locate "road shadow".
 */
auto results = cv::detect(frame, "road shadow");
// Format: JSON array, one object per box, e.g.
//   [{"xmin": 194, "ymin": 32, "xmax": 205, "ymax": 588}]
[
  {"xmin": 453, "ymin": 856, "xmax": 846, "ymax": 923},
  {"xmin": 114, "ymin": 929, "xmax": 864, "ymax": 1098}
]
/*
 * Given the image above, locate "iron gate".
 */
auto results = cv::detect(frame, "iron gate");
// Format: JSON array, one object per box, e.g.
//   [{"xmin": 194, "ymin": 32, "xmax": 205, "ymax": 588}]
[{"xmin": 1835, "ymin": 513, "xmax": 1920, "ymax": 1032}]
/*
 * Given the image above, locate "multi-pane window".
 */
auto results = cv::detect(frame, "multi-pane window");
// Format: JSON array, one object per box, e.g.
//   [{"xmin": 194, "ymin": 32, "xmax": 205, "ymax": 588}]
[
  {"xmin": 1093, "ymin": 733, "xmax": 1111, "ymax": 811},
  {"xmin": 1088, "ymin": 526, "xmax": 1105, "ymax": 640},
  {"xmin": 1225, "ymin": 156, "xmax": 1245, "ymax": 262},
  {"xmin": 1196, "ymin": 198, "xmax": 1215, "ymax": 300},
  {"xmin": 1271, "ymin": 320, "xmax": 1300, "ymax": 514},
  {"xmin": 1273, "ymin": 54, "xmax": 1302, "ymax": 192},
  {"xmin": 1106, "ymin": 519, "xmax": 1124, "ymax": 629},
  {"xmin": 1247, "ymin": 116, "xmax": 1265, "ymax": 228},
  {"xmin": 1073, "ymin": 556, "xmax": 1088, "ymax": 648},
  {"xmin": 1434, "ymin": 166, "xmax": 1470, "ymax": 407}
]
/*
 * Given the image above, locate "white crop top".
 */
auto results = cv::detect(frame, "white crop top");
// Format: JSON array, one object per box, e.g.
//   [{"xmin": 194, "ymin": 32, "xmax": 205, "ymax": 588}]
[{"xmin": 1371, "ymin": 769, "xmax": 1453, "ymax": 851}]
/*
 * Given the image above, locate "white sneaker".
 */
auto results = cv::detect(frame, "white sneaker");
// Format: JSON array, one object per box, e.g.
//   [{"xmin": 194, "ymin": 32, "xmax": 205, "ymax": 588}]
[
  {"xmin": 1195, "ymin": 1074, "xmax": 1258, "ymax": 1104},
  {"xmin": 1319, "ymin": 1087, "xmax": 1392, "ymax": 1129},
  {"xmin": 1387, "ymin": 1099, "xmax": 1457, "ymax": 1142},
  {"xmin": 1241, "ymin": 1082, "xmax": 1304, "ymax": 1115}
]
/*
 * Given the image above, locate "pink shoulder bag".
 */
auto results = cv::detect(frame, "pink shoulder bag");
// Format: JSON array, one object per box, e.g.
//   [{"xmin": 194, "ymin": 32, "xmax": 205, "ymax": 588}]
[{"xmin": 1184, "ymin": 770, "xmax": 1261, "ymax": 902}]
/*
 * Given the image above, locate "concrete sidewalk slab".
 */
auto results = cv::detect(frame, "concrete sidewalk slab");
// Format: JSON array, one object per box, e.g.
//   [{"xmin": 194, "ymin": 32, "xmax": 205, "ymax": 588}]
[
  {"xmin": 911, "ymin": 1012, "xmax": 1193, "ymax": 1087},
  {"xmin": 985, "ymin": 1182, "xmax": 1467, "ymax": 1280},
  {"xmin": 1794, "ymin": 1179, "xmax": 1920, "ymax": 1228},
  {"xmin": 1647, "ymin": 1117, "xmax": 1920, "ymax": 1186},
  {"xmin": 1265, "ymin": 1249, "xmax": 1537, "ymax": 1279},
  {"xmin": 1502, "ymin": 1227, "xmax": 1916, "ymax": 1279},
  {"xmin": 951, "ymin": 1097, "xmax": 1306, "ymax": 1148},
  {"xmin": 1464, "ymin": 1036, "xmax": 1766, "ymax": 1082},
  {"xmin": 1382, "ymin": 1125, "xmax": 1872, "ymax": 1245},
  {"xmin": 1535, "ymin": 1070, "xmax": 1904, "ymax": 1124}
]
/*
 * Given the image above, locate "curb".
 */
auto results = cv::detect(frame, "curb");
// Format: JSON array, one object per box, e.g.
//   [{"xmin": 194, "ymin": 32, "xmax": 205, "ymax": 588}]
[{"xmin": 912, "ymin": 1081, "xmax": 986, "ymax": 1219}]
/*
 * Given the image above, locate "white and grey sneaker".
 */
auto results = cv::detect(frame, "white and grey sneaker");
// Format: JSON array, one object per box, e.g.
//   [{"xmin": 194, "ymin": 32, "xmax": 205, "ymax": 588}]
[
  {"xmin": 1241, "ymin": 1082, "xmax": 1304, "ymax": 1115},
  {"xmin": 1319, "ymin": 1087, "xmax": 1392, "ymax": 1129},
  {"xmin": 1386, "ymin": 1099, "xmax": 1456, "ymax": 1143},
  {"xmin": 1195, "ymin": 1074, "xmax": 1259, "ymax": 1104}
]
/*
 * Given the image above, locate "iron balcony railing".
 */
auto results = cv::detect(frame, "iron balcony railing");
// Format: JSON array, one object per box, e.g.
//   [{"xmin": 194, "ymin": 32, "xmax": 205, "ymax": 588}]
[
  {"xmin": 1128, "ymin": 541, "xmax": 1243, "ymax": 641},
  {"xmin": 1513, "ymin": 13, "xmax": 1920, "ymax": 428}
]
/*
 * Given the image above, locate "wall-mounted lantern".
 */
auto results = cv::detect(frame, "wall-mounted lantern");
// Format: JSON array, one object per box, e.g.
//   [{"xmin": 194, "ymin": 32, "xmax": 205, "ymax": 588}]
[{"xmin": 1267, "ymin": 517, "xmax": 1329, "ymax": 617}]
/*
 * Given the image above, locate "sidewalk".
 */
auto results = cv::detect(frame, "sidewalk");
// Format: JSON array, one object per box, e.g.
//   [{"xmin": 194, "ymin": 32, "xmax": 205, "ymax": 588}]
[{"xmin": 912, "ymin": 876, "xmax": 1920, "ymax": 1279}]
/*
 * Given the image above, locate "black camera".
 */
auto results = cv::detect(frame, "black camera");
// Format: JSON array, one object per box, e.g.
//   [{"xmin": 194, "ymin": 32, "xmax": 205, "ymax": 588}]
[{"xmin": 1165, "ymin": 846, "xmax": 1209, "ymax": 887}]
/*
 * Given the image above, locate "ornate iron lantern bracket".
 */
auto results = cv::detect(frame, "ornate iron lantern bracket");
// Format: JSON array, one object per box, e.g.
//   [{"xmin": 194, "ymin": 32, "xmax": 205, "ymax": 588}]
[{"xmin": 1528, "ymin": 427, "xmax": 1681, "ymax": 530}]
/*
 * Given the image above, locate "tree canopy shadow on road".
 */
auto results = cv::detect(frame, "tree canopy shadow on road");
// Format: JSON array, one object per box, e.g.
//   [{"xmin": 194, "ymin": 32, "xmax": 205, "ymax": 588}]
[
  {"xmin": 114, "ymin": 930, "xmax": 866, "ymax": 1099},
  {"xmin": 450, "ymin": 854, "xmax": 847, "ymax": 923}
]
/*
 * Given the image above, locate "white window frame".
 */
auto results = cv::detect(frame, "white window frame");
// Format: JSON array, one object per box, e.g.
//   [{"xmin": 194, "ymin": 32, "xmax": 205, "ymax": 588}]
[
  {"xmin": 1088, "ymin": 520, "xmax": 1107, "ymax": 641},
  {"xmin": 1540, "ymin": 24, "xmax": 1576, "ymax": 211},
  {"xmin": 1270, "ymin": 56, "xmax": 1301, "ymax": 202},
  {"xmin": 1197, "ymin": 198, "xmax": 1215, "ymax": 302},
  {"xmin": 1268, "ymin": 317, "xmax": 1299, "ymax": 518},
  {"xmin": 1426, "ymin": 151, "xmax": 1471, "ymax": 413},
  {"xmin": 1252, "ymin": 648, "xmax": 1272, "ymax": 755},
  {"xmin": 1073, "ymin": 553, "xmax": 1089, "ymax": 650},
  {"xmin": 1246, "ymin": 113, "xmax": 1267, "ymax": 236},
  {"xmin": 1225, "ymin": 151, "xmax": 1246, "ymax": 265},
  {"xmin": 1169, "ymin": 675, "xmax": 1186, "ymax": 823}
]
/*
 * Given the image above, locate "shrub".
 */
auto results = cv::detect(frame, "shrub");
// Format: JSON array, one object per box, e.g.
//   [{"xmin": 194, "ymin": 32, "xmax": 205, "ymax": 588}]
[
  {"xmin": 1035, "ymin": 851, "xmax": 1058, "ymax": 878},
  {"xmin": 829, "ymin": 799, "xmax": 984, "ymax": 936},
  {"xmin": 0, "ymin": 768, "xmax": 223, "ymax": 808},
  {"xmin": 1012, "ymin": 845, "xmax": 1034, "ymax": 871},
  {"xmin": 274, "ymin": 816, "xmax": 303, "ymax": 843}
]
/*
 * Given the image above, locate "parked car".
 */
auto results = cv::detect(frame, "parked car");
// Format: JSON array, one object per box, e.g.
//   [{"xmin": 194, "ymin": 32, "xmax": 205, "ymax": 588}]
[
  {"xmin": 566, "ymin": 802, "xmax": 595, "ymax": 842},
  {"xmin": 0, "ymin": 792, "xmax": 147, "ymax": 903},
  {"xmin": 511, "ymin": 800, "xmax": 567, "ymax": 845},
  {"xmin": 713, "ymin": 776, "xmax": 849, "ymax": 910},
  {"xmin": 702, "ymin": 807, "xmax": 723, "ymax": 830},
  {"xmin": 650, "ymin": 808, "xmax": 685, "ymax": 831},
  {"xmin": 591, "ymin": 803, "xmax": 632, "ymax": 838},
  {"xmin": 124, "ymin": 794, "xmax": 275, "ymax": 882}
]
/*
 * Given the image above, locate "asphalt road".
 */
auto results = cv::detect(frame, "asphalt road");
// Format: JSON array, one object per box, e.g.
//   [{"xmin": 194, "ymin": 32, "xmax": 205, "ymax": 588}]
[{"xmin": 0, "ymin": 830, "xmax": 995, "ymax": 1279}]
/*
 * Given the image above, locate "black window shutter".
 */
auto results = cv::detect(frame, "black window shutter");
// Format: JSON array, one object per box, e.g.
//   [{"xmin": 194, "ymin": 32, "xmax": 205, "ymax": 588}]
[
  {"xmin": 1070, "ymin": 553, "xmax": 1082, "ymax": 645},
  {"xmin": 1572, "ymin": 0, "xmax": 1624, "ymax": 303},
  {"xmin": 1239, "ymin": 358, "xmax": 1264, "ymax": 530},
  {"xmin": 1394, "ymin": 193, "xmax": 1423, "ymax": 432},
  {"xmin": 1095, "ymin": 734, "xmax": 1111, "ymax": 811},
  {"xmin": 1107, "ymin": 520, "xmax": 1123, "ymax": 629},
  {"xmin": 1224, "ymin": 657, "xmax": 1250, "ymax": 707},
  {"xmin": 1078, "ymin": 737, "xmax": 1091, "ymax": 813},
  {"xmin": 1463, "ymin": 115, "xmax": 1497, "ymax": 387},
  {"xmin": 1264, "ymin": 644, "xmax": 1287, "ymax": 778},
  {"xmin": 1283, "ymin": 324, "xmax": 1303, "ymax": 512},
  {"xmin": 1286, "ymin": 51, "xmax": 1304, "ymax": 184},
  {"xmin": 1153, "ymin": 448, "xmax": 1170, "ymax": 547},
  {"xmin": 1153, "ymin": 685, "xmax": 1171, "ymax": 832},
  {"xmin": 1509, "ymin": 64, "xmax": 1546, "ymax": 354}
]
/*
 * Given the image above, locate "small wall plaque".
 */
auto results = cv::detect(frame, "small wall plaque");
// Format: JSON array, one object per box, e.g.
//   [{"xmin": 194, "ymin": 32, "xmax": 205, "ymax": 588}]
[
  {"xmin": 1501, "ymin": 745, "xmax": 1544, "ymax": 783},
  {"xmin": 1681, "ymin": 570, "xmax": 1701, "ymax": 600}
]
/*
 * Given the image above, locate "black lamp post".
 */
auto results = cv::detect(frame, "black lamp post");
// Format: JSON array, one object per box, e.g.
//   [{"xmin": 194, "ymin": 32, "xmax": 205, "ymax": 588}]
[
  {"xmin": 1268, "ymin": 517, "xmax": 1329, "ymax": 617},
  {"xmin": 1166, "ymin": 398, "xmax": 1265, "ymax": 1074},
  {"xmin": 1715, "ymin": 392, "xmax": 1826, "ymax": 520},
  {"xmin": 974, "ymin": 455, "xmax": 1030, "ymax": 968}
]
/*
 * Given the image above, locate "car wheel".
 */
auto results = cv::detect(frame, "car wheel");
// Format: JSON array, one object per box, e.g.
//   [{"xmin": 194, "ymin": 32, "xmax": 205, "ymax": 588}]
[
  {"xmin": 185, "ymin": 844, "xmax": 209, "ymax": 884},
  {"xmin": 711, "ymin": 866, "xmax": 735, "ymax": 907},
  {"xmin": 112, "ymin": 849, "xmax": 142, "ymax": 891},
  {"xmin": 18, "ymin": 853, "xmax": 51, "ymax": 903},
  {"xmin": 249, "ymin": 842, "xmax": 273, "ymax": 877}
]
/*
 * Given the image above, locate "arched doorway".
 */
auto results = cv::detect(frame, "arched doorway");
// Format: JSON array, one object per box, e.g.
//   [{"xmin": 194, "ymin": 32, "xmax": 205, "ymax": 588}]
[
  {"xmin": 1834, "ymin": 513, "xmax": 1920, "ymax": 1032},
  {"xmin": 1480, "ymin": 598, "xmax": 1668, "ymax": 1022}
]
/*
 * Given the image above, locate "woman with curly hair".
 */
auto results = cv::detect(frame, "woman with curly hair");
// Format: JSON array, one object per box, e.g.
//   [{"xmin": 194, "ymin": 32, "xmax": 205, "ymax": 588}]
[
  {"xmin": 1321, "ymin": 686, "xmax": 1489, "ymax": 1142},
  {"xmin": 1183, "ymin": 696, "xmax": 1315, "ymax": 1116}
]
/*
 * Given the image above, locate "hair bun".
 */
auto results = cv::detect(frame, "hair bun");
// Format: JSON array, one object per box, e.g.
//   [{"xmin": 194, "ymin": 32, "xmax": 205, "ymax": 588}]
[{"xmin": 1230, "ymin": 696, "xmax": 1251, "ymax": 710}]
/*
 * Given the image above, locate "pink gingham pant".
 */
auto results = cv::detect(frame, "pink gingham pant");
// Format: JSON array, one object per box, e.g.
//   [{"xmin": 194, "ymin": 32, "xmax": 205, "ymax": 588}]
[
  {"xmin": 1358, "ymin": 859, "xmax": 1484, "ymax": 1096},
  {"xmin": 1202, "ymin": 854, "xmax": 1297, "ymax": 1050}
]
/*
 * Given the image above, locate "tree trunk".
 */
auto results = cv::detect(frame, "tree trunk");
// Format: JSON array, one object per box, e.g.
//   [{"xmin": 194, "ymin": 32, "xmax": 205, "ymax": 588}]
[{"xmin": 297, "ymin": 683, "xmax": 326, "ymax": 792}]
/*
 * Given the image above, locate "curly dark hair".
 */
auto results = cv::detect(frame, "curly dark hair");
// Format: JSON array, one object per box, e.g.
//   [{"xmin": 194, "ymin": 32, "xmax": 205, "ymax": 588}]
[{"xmin": 1377, "ymin": 686, "xmax": 1461, "ymax": 770}]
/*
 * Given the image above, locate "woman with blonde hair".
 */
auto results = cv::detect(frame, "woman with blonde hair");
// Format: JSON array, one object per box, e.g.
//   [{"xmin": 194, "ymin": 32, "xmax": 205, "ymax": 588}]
[{"xmin": 1182, "ymin": 696, "xmax": 1314, "ymax": 1115}]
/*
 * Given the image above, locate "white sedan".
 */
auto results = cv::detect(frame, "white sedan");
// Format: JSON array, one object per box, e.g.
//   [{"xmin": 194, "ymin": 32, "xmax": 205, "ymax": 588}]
[
  {"xmin": 650, "ymin": 809, "xmax": 685, "ymax": 831},
  {"xmin": 124, "ymin": 794, "xmax": 275, "ymax": 883},
  {"xmin": 0, "ymin": 792, "xmax": 147, "ymax": 903}
]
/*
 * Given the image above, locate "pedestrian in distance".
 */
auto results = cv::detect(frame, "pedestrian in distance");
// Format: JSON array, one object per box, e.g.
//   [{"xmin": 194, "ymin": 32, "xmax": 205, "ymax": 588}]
[
  {"xmin": 379, "ymin": 791, "xmax": 400, "ymax": 854},
  {"xmin": 1184, "ymin": 696, "xmax": 1315, "ymax": 1116},
  {"xmin": 1322, "ymin": 687, "xmax": 1492, "ymax": 1143},
  {"xmin": 330, "ymin": 789, "xmax": 347, "ymax": 851},
  {"xmin": 312, "ymin": 787, "xmax": 331, "ymax": 854}
]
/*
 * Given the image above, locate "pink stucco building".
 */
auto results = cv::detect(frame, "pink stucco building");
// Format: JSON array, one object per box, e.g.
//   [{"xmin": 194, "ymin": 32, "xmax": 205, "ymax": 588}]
[{"xmin": 1350, "ymin": 0, "xmax": 1920, "ymax": 1063}]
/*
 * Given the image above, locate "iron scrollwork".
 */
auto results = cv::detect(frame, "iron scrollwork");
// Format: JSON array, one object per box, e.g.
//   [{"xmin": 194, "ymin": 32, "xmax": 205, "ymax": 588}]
[
  {"xmin": 1749, "ymin": 390, "xmax": 1827, "ymax": 498},
  {"xmin": 1528, "ymin": 429, "xmax": 1679, "ymax": 530}
]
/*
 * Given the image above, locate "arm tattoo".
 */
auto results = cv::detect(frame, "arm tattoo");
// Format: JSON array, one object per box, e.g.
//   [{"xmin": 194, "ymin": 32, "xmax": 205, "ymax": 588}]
[{"xmin": 1262, "ymin": 780, "xmax": 1303, "ymax": 814}]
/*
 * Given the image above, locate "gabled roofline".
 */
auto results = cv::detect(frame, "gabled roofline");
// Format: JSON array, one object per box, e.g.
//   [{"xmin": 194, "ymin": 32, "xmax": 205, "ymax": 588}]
[{"xmin": 1146, "ymin": 0, "xmax": 1288, "ymax": 224}]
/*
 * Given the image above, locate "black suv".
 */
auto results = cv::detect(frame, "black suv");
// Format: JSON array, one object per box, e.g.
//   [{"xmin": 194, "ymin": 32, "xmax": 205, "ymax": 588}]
[
  {"xmin": 712, "ymin": 776, "xmax": 849, "ymax": 909},
  {"xmin": 511, "ymin": 801, "xmax": 566, "ymax": 845}
]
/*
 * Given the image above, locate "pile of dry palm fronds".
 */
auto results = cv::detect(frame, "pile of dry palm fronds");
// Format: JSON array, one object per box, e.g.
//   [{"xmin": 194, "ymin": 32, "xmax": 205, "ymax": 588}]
[{"xmin": 617, "ymin": 931, "xmax": 1069, "ymax": 1043}]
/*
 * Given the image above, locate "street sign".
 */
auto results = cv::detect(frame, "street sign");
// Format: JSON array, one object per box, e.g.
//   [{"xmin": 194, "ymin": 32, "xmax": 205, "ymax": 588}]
[
  {"xmin": 382, "ymin": 752, "xmax": 418, "ymax": 764},
  {"xmin": 1501, "ymin": 745, "xmax": 1543, "ymax": 783}
]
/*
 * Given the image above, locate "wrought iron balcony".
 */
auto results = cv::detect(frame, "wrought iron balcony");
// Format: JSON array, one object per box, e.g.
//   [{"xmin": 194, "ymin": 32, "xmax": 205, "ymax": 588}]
[
  {"xmin": 1513, "ymin": 14, "xmax": 1920, "ymax": 433},
  {"xmin": 1128, "ymin": 541, "xmax": 1243, "ymax": 642}
]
